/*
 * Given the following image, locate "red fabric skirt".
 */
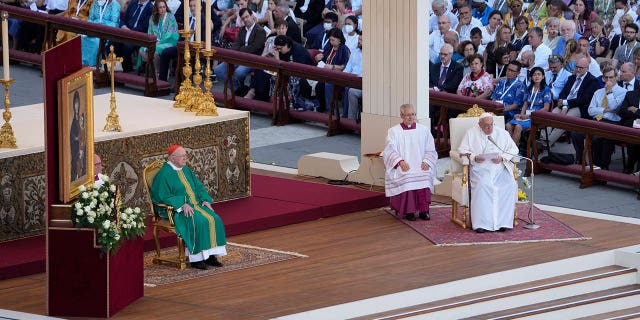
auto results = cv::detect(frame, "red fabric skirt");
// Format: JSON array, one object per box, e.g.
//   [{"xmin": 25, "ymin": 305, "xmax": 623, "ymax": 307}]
[{"xmin": 389, "ymin": 188, "xmax": 431, "ymax": 218}]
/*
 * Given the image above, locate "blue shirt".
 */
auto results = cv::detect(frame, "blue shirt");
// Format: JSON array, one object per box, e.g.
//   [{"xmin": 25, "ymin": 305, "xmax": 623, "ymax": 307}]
[
  {"xmin": 545, "ymin": 68, "xmax": 570, "ymax": 100},
  {"xmin": 344, "ymin": 47, "xmax": 362, "ymax": 76},
  {"xmin": 524, "ymin": 86, "xmax": 552, "ymax": 112},
  {"xmin": 472, "ymin": 5, "xmax": 494, "ymax": 25},
  {"xmin": 491, "ymin": 78, "xmax": 526, "ymax": 109}
]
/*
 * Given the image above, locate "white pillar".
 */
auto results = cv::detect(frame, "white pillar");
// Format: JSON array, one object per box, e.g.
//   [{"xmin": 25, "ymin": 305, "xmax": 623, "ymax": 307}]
[{"xmin": 298, "ymin": 0, "xmax": 430, "ymax": 185}]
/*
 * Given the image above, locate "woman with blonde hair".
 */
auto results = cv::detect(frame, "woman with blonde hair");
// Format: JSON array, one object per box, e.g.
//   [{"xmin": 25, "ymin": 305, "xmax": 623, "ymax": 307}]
[
  {"xmin": 484, "ymin": 24, "xmax": 515, "ymax": 76},
  {"xmin": 563, "ymin": 38, "xmax": 579, "ymax": 72}
]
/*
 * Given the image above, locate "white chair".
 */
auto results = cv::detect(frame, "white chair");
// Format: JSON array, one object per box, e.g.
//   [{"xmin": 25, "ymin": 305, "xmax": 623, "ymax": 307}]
[{"xmin": 449, "ymin": 105, "xmax": 518, "ymax": 229}]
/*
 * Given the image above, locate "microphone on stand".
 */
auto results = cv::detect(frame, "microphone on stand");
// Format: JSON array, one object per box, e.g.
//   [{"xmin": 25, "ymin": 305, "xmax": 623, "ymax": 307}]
[{"xmin": 487, "ymin": 136, "xmax": 540, "ymax": 230}]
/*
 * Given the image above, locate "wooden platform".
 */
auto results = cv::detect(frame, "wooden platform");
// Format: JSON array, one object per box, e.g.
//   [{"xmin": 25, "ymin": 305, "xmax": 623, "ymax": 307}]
[{"xmin": 0, "ymin": 170, "xmax": 638, "ymax": 319}]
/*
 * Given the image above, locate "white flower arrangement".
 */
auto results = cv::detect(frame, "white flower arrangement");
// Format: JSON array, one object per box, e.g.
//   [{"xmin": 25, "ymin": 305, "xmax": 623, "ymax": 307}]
[{"xmin": 72, "ymin": 174, "xmax": 146, "ymax": 253}]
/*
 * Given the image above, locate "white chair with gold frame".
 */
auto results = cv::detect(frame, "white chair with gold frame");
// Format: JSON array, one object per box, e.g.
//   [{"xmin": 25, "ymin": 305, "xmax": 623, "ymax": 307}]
[
  {"xmin": 449, "ymin": 105, "xmax": 519, "ymax": 229},
  {"xmin": 142, "ymin": 159, "xmax": 187, "ymax": 270}
]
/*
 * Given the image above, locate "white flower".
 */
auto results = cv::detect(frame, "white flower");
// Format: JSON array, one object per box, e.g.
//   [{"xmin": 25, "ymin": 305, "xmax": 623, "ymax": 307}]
[
  {"xmin": 79, "ymin": 185, "xmax": 86, "ymax": 192},
  {"xmin": 75, "ymin": 208, "xmax": 84, "ymax": 216},
  {"xmin": 74, "ymin": 202, "xmax": 82, "ymax": 209},
  {"xmin": 110, "ymin": 185, "xmax": 116, "ymax": 192},
  {"xmin": 114, "ymin": 233, "xmax": 120, "ymax": 240},
  {"xmin": 87, "ymin": 217, "xmax": 94, "ymax": 223},
  {"xmin": 125, "ymin": 207, "xmax": 133, "ymax": 214},
  {"xmin": 120, "ymin": 212, "xmax": 128, "ymax": 220},
  {"xmin": 102, "ymin": 220, "xmax": 111, "ymax": 229},
  {"xmin": 133, "ymin": 207, "xmax": 141, "ymax": 214},
  {"xmin": 102, "ymin": 174, "xmax": 110, "ymax": 182},
  {"xmin": 88, "ymin": 211, "xmax": 96, "ymax": 218},
  {"xmin": 131, "ymin": 221, "xmax": 137, "ymax": 227},
  {"xmin": 92, "ymin": 190, "xmax": 99, "ymax": 197},
  {"xmin": 82, "ymin": 192, "xmax": 89, "ymax": 199}
]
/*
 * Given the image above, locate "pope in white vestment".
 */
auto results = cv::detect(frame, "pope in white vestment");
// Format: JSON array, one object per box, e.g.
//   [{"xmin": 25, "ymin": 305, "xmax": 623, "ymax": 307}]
[
  {"xmin": 381, "ymin": 104, "xmax": 438, "ymax": 221},
  {"xmin": 458, "ymin": 113, "xmax": 518, "ymax": 233}
]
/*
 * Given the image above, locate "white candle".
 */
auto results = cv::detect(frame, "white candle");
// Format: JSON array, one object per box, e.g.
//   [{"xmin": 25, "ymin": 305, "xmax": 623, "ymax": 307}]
[
  {"xmin": 2, "ymin": 15, "xmax": 10, "ymax": 80},
  {"xmin": 195, "ymin": 0, "xmax": 201, "ymax": 43},
  {"xmin": 183, "ymin": 1, "xmax": 189, "ymax": 32},
  {"xmin": 205, "ymin": 0, "xmax": 211, "ymax": 50}
]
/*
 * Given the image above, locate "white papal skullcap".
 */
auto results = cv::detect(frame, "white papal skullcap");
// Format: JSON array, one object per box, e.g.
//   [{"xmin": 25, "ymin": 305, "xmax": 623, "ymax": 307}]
[{"xmin": 479, "ymin": 112, "xmax": 493, "ymax": 119}]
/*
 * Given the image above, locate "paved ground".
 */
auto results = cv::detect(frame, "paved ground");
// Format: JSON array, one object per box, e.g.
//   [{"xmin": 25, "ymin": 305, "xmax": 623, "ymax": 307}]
[{"xmin": 5, "ymin": 62, "xmax": 640, "ymax": 218}]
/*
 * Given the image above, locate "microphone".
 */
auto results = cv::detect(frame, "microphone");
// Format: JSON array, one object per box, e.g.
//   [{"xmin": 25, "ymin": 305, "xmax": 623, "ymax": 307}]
[{"xmin": 487, "ymin": 135, "xmax": 540, "ymax": 230}]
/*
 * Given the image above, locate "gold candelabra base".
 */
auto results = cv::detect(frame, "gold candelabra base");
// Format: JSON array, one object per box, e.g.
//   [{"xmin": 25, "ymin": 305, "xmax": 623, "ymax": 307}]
[
  {"xmin": 0, "ymin": 78, "xmax": 17, "ymax": 149},
  {"xmin": 196, "ymin": 49, "xmax": 218, "ymax": 116},
  {"xmin": 174, "ymin": 29, "xmax": 196, "ymax": 109},
  {"xmin": 185, "ymin": 42, "xmax": 203, "ymax": 112}
]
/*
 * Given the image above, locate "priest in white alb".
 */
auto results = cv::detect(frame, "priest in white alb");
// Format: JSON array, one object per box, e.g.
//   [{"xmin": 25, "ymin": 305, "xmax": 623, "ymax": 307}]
[
  {"xmin": 458, "ymin": 113, "xmax": 519, "ymax": 233},
  {"xmin": 382, "ymin": 104, "xmax": 438, "ymax": 221}
]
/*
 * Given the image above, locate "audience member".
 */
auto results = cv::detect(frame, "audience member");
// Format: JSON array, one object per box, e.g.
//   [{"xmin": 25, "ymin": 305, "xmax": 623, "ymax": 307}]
[
  {"xmin": 470, "ymin": 27, "xmax": 485, "ymax": 54},
  {"xmin": 455, "ymin": 4, "xmax": 482, "ymax": 42},
  {"xmin": 137, "ymin": 0, "xmax": 179, "ymax": 73},
  {"xmin": 342, "ymin": 15, "xmax": 359, "ymax": 53},
  {"xmin": 342, "ymin": 34, "xmax": 363, "ymax": 120},
  {"xmin": 113, "ymin": 0, "xmax": 154, "ymax": 72},
  {"xmin": 543, "ymin": 17, "xmax": 561, "ymax": 51},
  {"xmin": 545, "ymin": 54, "xmax": 570, "ymax": 100},
  {"xmin": 458, "ymin": 113, "xmax": 519, "ymax": 233},
  {"xmin": 313, "ymin": 27, "xmax": 350, "ymax": 113},
  {"xmin": 619, "ymin": 62, "xmax": 639, "ymax": 92},
  {"xmin": 526, "ymin": 0, "xmax": 548, "ymax": 26},
  {"xmin": 553, "ymin": 20, "xmax": 579, "ymax": 56},
  {"xmin": 608, "ymin": 14, "xmax": 634, "ymax": 59},
  {"xmin": 457, "ymin": 40, "xmax": 477, "ymax": 75},
  {"xmin": 491, "ymin": 61, "xmax": 526, "ymax": 121},
  {"xmin": 613, "ymin": 23, "xmax": 640, "ymax": 68},
  {"xmin": 572, "ymin": 0, "xmax": 597, "ymax": 37},
  {"xmin": 457, "ymin": 54, "xmax": 494, "ymax": 99},
  {"xmin": 511, "ymin": 16, "xmax": 530, "ymax": 53},
  {"xmin": 81, "ymin": 0, "xmax": 120, "ymax": 67},
  {"xmin": 471, "ymin": 0, "xmax": 493, "ymax": 25},
  {"xmin": 480, "ymin": 10, "xmax": 504, "ymax": 45},
  {"xmin": 381, "ymin": 104, "xmax": 437, "ymax": 222},
  {"xmin": 518, "ymin": 27, "xmax": 551, "ymax": 70},
  {"xmin": 430, "ymin": 43, "xmax": 464, "ymax": 94},
  {"xmin": 506, "ymin": 66, "xmax": 552, "ymax": 144},
  {"xmin": 307, "ymin": 11, "xmax": 338, "ymax": 49},
  {"xmin": 430, "ymin": 0, "xmax": 458, "ymax": 34},
  {"xmin": 611, "ymin": 0, "xmax": 637, "ymax": 36},
  {"xmin": 588, "ymin": 17, "xmax": 609, "ymax": 59},
  {"xmin": 484, "ymin": 25, "xmax": 514, "ymax": 76},
  {"xmin": 430, "ymin": 14, "xmax": 453, "ymax": 63},
  {"xmin": 619, "ymin": 85, "xmax": 640, "ymax": 174},
  {"xmin": 272, "ymin": 2, "xmax": 302, "ymax": 43},
  {"xmin": 504, "ymin": 0, "xmax": 531, "ymax": 29}
]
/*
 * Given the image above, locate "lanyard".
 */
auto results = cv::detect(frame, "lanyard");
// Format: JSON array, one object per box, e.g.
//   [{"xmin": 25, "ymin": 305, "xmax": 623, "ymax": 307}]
[
  {"xmin": 499, "ymin": 79, "xmax": 517, "ymax": 100},
  {"xmin": 528, "ymin": 87, "xmax": 540, "ymax": 106},
  {"xmin": 497, "ymin": 64, "xmax": 505, "ymax": 77},
  {"xmin": 98, "ymin": 1, "xmax": 109, "ymax": 22},
  {"xmin": 75, "ymin": 0, "xmax": 88, "ymax": 17},
  {"xmin": 624, "ymin": 41, "xmax": 636, "ymax": 60}
]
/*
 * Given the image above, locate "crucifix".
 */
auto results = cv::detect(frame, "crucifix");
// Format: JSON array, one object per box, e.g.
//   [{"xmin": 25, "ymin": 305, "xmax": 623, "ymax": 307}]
[{"xmin": 101, "ymin": 45, "xmax": 123, "ymax": 132}]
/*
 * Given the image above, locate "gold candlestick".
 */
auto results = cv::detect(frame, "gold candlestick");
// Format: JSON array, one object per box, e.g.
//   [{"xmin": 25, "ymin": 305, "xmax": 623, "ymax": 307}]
[
  {"xmin": 101, "ymin": 46, "xmax": 124, "ymax": 132},
  {"xmin": 0, "ymin": 78, "xmax": 17, "ymax": 148},
  {"xmin": 185, "ymin": 41, "xmax": 203, "ymax": 112},
  {"xmin": 174, "ymin": 30, "xmax": 196, "ymax": 109},
  {"xmin": 196, "ymin": 49, "xmax": 218, "ymax": 116}
]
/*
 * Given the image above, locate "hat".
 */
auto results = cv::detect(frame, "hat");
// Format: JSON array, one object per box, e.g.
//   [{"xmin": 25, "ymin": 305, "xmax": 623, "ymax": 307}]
[{"xmin": 168, "ymin": 144, "xmax": 182, "ymax": 156}]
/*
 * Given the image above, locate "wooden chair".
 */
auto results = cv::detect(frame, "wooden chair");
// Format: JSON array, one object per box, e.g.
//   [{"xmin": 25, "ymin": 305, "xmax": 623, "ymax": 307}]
[
  {"xmin": 449, "ymin": 105, "xmax": 519, "ymax": 229},
  {"xmin": 142, "ymin": 159, "xmax": 187, "ymax": 270}
]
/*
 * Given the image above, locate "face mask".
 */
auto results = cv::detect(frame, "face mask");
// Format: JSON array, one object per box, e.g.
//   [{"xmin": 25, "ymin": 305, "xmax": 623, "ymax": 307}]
[
  {"xmin": 323, "ymin": 23, "xmax": 332, "ymax": 31},
  {"xmin": 97, "ymin": 0, "xmax": 106, "ymax": 5},
  {"xmin": 616, "ymin": 8, "xmax": 625, "ymax": 16},
  {"xmin": 343, "ymin": 24, "xmax": 354, "ymax": 34}
]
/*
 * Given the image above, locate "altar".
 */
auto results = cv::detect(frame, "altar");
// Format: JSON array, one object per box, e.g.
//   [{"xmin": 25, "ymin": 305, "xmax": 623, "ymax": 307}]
[{"xmin": 0, "ymin": 93, "xmax": 250, "ymax": 243}]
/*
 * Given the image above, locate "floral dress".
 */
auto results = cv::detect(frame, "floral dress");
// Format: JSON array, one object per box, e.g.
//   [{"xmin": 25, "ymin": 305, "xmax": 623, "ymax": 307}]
[
  {"xmin": 458, "ymin": 70, "xmax": 494, "ymax": 98},
  {"xmin": 508, "ymin": 86, "xmax": 552, "ymax": 130}
]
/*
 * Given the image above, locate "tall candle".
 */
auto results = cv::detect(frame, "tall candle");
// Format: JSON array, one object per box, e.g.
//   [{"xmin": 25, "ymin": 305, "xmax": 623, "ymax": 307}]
[
  {"xmin": 205, "ymin": 0, "xmax": 211, "ymax": 50},
  {"xmin": 195, "ymin": 0, "xmax": 201, "ymax": 43},
  {"xmin": 183, "ymin": 0, "xmax": 189, "ymax": 31},
  {"xmin": 2, "ymin": 14, "xmax": 9, "ymax": 80}
]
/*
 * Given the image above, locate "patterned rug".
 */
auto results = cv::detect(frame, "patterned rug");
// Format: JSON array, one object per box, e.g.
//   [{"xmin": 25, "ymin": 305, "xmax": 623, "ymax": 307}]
[
  {"xmin": 388, "ymin": 203, "xmax": 589, "ymax": 246},
  {"xmin": 144, "ymin": 242, "xmax": 307, "ymax": 286}
]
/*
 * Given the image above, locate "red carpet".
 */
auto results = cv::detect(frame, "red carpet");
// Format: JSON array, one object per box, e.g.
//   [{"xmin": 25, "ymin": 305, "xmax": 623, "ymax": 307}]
[
  {"xmin": 392, "ymin": 203, "xmax": 588, "ymax": 246},
  {"xmin": 0, "ymin": 174, "xmax": 387, "ymax": 280}
]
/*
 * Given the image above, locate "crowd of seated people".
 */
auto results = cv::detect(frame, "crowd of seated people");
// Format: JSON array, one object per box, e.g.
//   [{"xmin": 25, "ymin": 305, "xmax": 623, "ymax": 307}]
[{"xmin": 429, "ymin": 0, "xmax": 640, "ymax": 175}]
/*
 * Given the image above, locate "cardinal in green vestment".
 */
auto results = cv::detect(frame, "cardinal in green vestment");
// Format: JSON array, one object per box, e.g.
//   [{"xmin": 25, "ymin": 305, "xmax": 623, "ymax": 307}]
[{"xmin": 150, "ymin": 145, "xmax": 227, "ymax": 270}]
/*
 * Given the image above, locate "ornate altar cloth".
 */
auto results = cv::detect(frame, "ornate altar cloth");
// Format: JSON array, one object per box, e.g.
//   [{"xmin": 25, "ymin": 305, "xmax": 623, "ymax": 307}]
[{"xmin": 0, "ymin": 93, "xmax": 250, "ymax": 243}]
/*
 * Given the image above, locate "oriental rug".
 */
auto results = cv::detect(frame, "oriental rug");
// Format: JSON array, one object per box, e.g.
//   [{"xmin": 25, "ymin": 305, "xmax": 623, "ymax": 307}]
[
  {"xmin": 144, "ymin": 242, "xmax": 307, "ymax": 286},
  {"xmin": 389, "ymin": 203, "xmax": 589, "ymax": 246}
]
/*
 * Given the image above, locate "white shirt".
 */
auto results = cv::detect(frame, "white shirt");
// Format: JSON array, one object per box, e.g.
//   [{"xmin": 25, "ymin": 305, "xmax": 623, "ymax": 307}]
[
  {"xmin": 588, "ymin": 85, "xmax": 625, "ymax": 122},
  {"xmin": 457, "ymin": 17, "xmax": 483, "ymax": 42},
  {"xmin": 429, "ymin": 11, "xmax": 459, "ymax": 34},
  {"xmin": 46, "ymin": 0, "xmax": 68, "ymax": 11},
  {"xmin": 429, "ymin": 29, "xmax": 446, "ymax": 63},
  {"xmin": 517, "ymin": 43, "xmax": 552, "ymax": 70}
]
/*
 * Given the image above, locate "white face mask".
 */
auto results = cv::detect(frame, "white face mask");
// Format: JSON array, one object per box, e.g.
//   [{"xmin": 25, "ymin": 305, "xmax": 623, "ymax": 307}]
[
  {"xmin": 97, "ymin": 0, "xmax": 106, "ymax": 5},
  {"xmin": 616, "ymin": 8, "xmax": 625, "ymax": 16},
  {"xmin": 323, "ymin": 23, "xmax": 332, "ymax": 31},
  {"xmin": 343, "ymin": 24, "xmax": 354, "ymax": 34}
]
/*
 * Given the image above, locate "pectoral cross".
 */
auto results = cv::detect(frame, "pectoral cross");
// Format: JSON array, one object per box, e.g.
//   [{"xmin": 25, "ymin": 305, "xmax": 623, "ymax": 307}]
[{"xmin": 101, "ymin": 45, "xmax": 124, "ymax": 132}]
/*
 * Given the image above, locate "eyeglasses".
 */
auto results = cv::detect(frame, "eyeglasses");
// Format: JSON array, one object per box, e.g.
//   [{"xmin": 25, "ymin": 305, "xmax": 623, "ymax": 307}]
[
  {"xmin": 507, "ymin": 68, "xmax": 519, "ymax": 72},
  {"xmin": 439, "ymin": 52, "xmax": 452, "ymax": 56},
  {"xmin": 575, "ymin": 66, "xmax": 588, "ymax": 70},
  {"xmin": 602, "ymin": 75, "xmax": 616, "ymax": 80},
  {"xmin": 402, "ymin": 113, "xmax": 416, "ymax": 117}
]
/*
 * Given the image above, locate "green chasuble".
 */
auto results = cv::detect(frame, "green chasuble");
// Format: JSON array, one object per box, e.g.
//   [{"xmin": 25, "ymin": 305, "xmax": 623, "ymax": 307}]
[{"xmin": 150, "ymin": 162, "xmax": 227, "ymax": 254}]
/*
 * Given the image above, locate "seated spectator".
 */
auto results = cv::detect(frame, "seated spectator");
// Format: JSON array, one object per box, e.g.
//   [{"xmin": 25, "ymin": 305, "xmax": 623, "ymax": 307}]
[
  {"xmin": 17, "ymin": 0, "xmax": 46, "ymax": 53},
  {"xmin": 618, "ymin": 62, "xmax": 639, "ymax": 92},
  {"xmin": 443, "ymin": 31, "xmax": 463, "ymax": 63},
  {"xmin": 470, "ymin": 27, "xmax": 485, "ymax": 55},
  {"xmin": 82, "ymin": 0, "xmax": 120, "ymax": 67},
  {"xmin": 457, "ymin": 53, "xmax": 494, "ymax": 99},
  {"xmin": 218, "ymin": 0, "xmax": 255, "ymax": 42},
  {"xmin": 563, "ymin": 38, "xmax": 579, "ymax": 72},
  {"xmin": 244, "ymin": 18, "xmax": 290, "ymax": 100},
  {"xmin": 430, "ymin": 43, "xmax": 464, "ymax": 94},
  {"xmin": 307, "ymin": 11, "xmax": 338, "ymax": 50},
  {"xmin": 607, "ymin": 14, "xmax": 633, "ymax": 59},
  {"xmin": 480, "ymin": 10, "xmax": 503, "ymax": 46},
  {"xmin": 537, "ymin": 0, "xmax": 568, "ymax": 31},
  {"xmin": 455, "ymin": 4, "xmax": 482, "ymax": 42},
  {"xmin": 342, "ymin": 33, "xmax": 363, "ymax": 120},
  {"xmin": 57, "ymin": 0, "xmax": 96, "ymax": 44},
  {"xmin": 511, "ymin": 15, "xmax": 530, "ymax": 53},
  {"xmin": 430, "ymin": 14, "xmax": 454, "ymax": 63},
  {"xmin": 545, "ymin": 54, "xmax": 570, "ymax": 101},
  {"xmin": 506, "ymin": 66, "xmax": 552, "ymax": 144},
  {"xmin": 572, "ymin": 66, "xmax": 625, "ymax": 168},
  {"xmin": 611, "ymin": 0, "xmax": 637, "ymax": 36},
  {"xmin": 518, "ymin": 27, "xmax": 551, "ymax": 70},
  {"xmin": 588, "ymin": 17, "xmax": 609, "ymax": 59},
  {"xmin": 543, "ymin": 17, "xmax": 561, "ymax": 51},
  {"xmin": 312, "ymin": 27, "xmax": 350, "ymax": 113},
  {"xmin": 457, "ymin": 40, "xmax": 477, "ymax": 75},
  {"xmin": 484, "ymin": 25, "xmax": 514, "ymax": 77},
  {"xmin": 595, "ymin": 59, "xmax": 614, "ymax": 87},
  {"xmin": 214, "ymin": 7, "xmax": 267, "ymax": 95},
  {"xmin": 471, "ymin": 0, "xmax": 494, "ymax": 26},
  {"xmin": 612, "ymin": 23, "xmax": 640, "ymax": 68},
  {"xmin": 619, "ymin": 84, "xmax": 640, "ymax": 174},
  {"xmin": 517, "ymin": 49, "xmax": 535, "ymax": 86},
  {"xmin": 526, "ymin": 0, "xmax": 548, "ymax": 26},
  {"xmin": 113, "ymin": 0, "xmax": 154, "ymax": 72},
  {"xmin": 137, "ymin": 0, "xmax": 179, "ymax": 73},
  {"xmin": 504, "ymin": 0, "xmax": 532, "ymax": 30},
  {"xmin": 272, "ymin": 3, "xmax": 301, "ymax": 43},
  {"xmin": 491, "ymin": 61, "xmax": 526, "ymax": 121},
  {"xmin": 572, "ymin": 0, "xmax": 597, "ymax": 37},
  {"xmin": 553, "ymin": 20, "xmax": 579, "ymax": 56},
  {"xmin": 342, "ymin": 15, "xmax": 359, "ymax": 53},
  {"xmin": 430, "ymin": 0, "xmax": 459, "ymax": 34}
]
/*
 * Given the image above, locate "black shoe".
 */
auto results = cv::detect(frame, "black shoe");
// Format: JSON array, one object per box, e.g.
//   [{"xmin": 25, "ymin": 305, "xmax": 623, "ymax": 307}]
[
  {"xmin": 190, "ymin": 261, "xmax": 208, "ymax": 270},
  {"xmin": 475, "ymin": 228, "xmax": 486, "ymax": 233},
  {"xmin": 206, "ymin": 255, "xmax": 223, "ymax": 267},
  {"xmin": 419, "ymin": 211, "xmax": 430, "ymax": 221},
  {"xmin": 405, "ymin": 213, "xmax": 417, "ymax": 221},
  {"xmin": 498, "ymin": 227, "xmax": 508, "ymax": 232}
]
